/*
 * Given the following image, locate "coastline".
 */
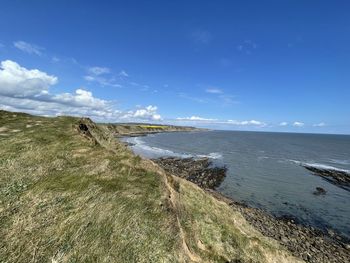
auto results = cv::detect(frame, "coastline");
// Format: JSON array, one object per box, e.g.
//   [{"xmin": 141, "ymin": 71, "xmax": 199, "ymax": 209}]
[
  {"xmin": 104, "ymin": 123, "xmax": 205, "ymax": 138},
  {"xmin": 1, "ymin": 110, "xmax": 348, "ymax": 262},
  {"xmin": 208, "ymin": 189, "xmax": 350, "ymax": 262},
  {"xmin": 122, "ymin": 135, "xmax": 350, "ymax": 262}
]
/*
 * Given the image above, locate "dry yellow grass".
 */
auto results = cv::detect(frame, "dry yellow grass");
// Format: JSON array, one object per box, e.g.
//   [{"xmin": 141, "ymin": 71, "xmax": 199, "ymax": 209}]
[{"xmin": 0, "ymin": 110, "xmax": 302, "ymax": 262}]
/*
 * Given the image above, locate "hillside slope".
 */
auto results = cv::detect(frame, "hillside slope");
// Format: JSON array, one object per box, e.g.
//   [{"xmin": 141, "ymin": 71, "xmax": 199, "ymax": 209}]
[
  {"xmin": 105, "ymin": 123, "xmax": 201, "ymax": 137},
  {"xmin": 0, "ymin": 110, "xmax": 302, "ymax": 262}
]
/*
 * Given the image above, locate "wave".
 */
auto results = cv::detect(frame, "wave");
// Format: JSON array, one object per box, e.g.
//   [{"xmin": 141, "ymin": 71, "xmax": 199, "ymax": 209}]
[
  {"xmin": 289, "ymin": 159, "xmax": 350, "ymax": 174},
  {"xmin": 197, "ymin": 152, "xmax": 223, "ymax": 159},
  {"xmin": 329, "ymin": 159, "xmax": 350, "ymax": 165},
  {"xmin": 124, "ymin": 137, "xmax": 222, "ymax": 159}
]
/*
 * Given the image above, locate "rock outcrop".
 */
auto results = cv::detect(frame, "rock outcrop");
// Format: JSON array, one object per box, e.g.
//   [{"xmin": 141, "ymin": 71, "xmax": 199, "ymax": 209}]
[{"xmin": 152, "ymin": 157, "xmax": 227, "ymax": 189}]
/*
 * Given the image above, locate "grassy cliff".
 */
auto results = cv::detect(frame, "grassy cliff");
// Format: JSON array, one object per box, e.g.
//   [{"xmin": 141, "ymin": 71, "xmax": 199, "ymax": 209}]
[
  {"xmin": 105, "ymin": 123, "xmax": 201, "ymax": 137},
  {"xmin": 0, "ymin": 110, "xmax": 302, "ymax": 262}
]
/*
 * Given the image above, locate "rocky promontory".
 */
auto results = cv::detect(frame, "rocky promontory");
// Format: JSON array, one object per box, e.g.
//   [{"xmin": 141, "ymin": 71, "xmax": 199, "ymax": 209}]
[{"xmin": 302, "ymin": 164, "xmax": 350, "ymax": 191}]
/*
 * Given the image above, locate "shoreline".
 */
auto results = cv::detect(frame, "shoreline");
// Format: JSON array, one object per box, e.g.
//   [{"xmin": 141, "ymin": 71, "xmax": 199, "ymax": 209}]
[{"xmin": 146, "ymin": 155, "xmax": 350, "ymax": 262}]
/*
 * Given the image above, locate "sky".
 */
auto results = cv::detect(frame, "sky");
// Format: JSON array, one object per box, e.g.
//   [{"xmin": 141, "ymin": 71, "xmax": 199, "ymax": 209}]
[{"xmin": 0, "ymin": 0, "xmax": 349, "ymax": 134}]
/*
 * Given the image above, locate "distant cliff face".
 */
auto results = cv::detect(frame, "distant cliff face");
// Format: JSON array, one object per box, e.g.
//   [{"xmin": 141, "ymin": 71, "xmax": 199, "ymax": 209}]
[{"xmin": 104, "ymin": 123, "xmax": 202, "ymax": 137}]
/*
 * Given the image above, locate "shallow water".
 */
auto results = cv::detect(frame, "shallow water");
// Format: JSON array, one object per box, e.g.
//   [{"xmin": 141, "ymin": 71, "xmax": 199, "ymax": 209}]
[{"xmin": 121, "ymin": 130, "xmax": 350, "ymax": 238}]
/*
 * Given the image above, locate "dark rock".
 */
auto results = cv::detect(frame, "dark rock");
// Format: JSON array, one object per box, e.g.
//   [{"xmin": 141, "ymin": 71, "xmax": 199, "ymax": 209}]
[
  {"xmin": 79, "ymin": 123, "xmax": 89, "ymax": 132},
  {"xmin": 313, "ymin": 187, "xmax": 327, "ymax": 195},
  {"xmin": 152, "ymin": 157, "xmax": 227, "ymax": 189},
  {"xmin": 303, "ymin": 165, "xmax": 350, "ymax": 191}
]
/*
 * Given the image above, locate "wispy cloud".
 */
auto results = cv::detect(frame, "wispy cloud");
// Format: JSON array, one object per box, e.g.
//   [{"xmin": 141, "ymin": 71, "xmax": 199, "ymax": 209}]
[
  {"xmin": 178, "ymin": 92, "xmax": 208, "ymax": 103},
  {"xmin": 88, "ymin": 66, "xmax": 110, "ymax": 75},
  {"xmin": 50, "ymin": 56, "xmax": 80, "ymax": 66},
  {"xmin": 205, "ymin": 88, "xmax": 223, "ymax": 94},
  {"xmin": 313, "ymin": 122, "xmax": 326, "ymax": 127},
  {"xmin": 279, "ymin": 122, "xmax": 288, "ymax": 126},
  {"xmin": 119, "ymin": 70, "xmax": 129, "ymax": 77},
  {"xmin": 84, "ymin": 75, "xmax": 121, "ymax": 88},
  {"xmin": 293, "ymin": 121, "xmax": 304, "ymax": 127},
  {"xmin": 51, "ymin": 56, "xmax": 60, "ymax": 63},
  {"xmin": 237, "ymin": 40, "xmax": 258, "ymax": 55},
  {"xmin": 218, "ymin": 94, "xmax": 237, "ymax": 105},
  {"xmin": 85, "ymin": 66, "xmax": 121, "ymax": 87},
  {"xmin": 13, "ymin": 41, "xmax": 44, "ymax": 56},
  {"xmin": 176, "ymin": 116, "xmax": 217, "ymax": 121},
  {"xmin": 227, "ymin": 119, "xmax": 266, "ymax": 127},
  {"xmin": 203, "ymin": 86, "xmax": 237, "ymax": 105},
  {"xmin": 174, "ymin": 116, "xmax": 266, "ymax": 127}
]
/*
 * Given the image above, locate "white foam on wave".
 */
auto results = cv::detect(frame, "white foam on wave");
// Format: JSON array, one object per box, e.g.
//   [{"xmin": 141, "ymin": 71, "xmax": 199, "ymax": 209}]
[
  {"xmin": 126, "ymin": 137, "xmax": 191, "ymax": 158},
  {"xmin": 197, "ymin": 152, "xmax": 223, "ymax": 159},
  {"xmin": 125, "ymin": 137, "xmax": 222, "ymax": 159},
  {"xmin": 329, "ymin": 159, "xmax": 350, "ymax": 165},
  {"xmin": 258, "ymin": 156, "xmax": 269, "ymax": 160},
  {"xmin": 288, "ymin": 159, "xmax": 350, "ymax": 174},
  {"xmin": 303, "ymin": 163, "xmax": 350, "ymax": 174}
]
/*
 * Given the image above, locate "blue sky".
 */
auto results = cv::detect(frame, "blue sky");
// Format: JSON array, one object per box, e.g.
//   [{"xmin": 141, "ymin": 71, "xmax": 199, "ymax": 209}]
[{"xmin": 0, "ymin": 0, "xmax": 349, "ymax": 134}]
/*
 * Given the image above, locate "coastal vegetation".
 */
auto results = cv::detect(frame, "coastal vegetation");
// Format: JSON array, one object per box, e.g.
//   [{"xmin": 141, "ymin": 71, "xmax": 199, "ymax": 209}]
[{"xmin": 0, "ymin": 110, "xmax": 300, "ymax": 262}]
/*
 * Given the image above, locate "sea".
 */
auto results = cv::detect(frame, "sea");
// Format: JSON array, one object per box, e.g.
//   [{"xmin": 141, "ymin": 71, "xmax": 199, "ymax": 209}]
[{"xmin": 121, "ymin": 130, "xmax": 350, "ymax": 238}]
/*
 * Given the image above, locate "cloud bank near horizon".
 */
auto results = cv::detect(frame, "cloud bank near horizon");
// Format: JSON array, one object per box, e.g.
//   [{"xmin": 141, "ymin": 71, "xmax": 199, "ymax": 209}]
[
  {"xmin": 0, "ymin": 60, "xmax": 161, "ymax": 122},
  {"xmin": 0, "ymin": 59, "xmax": 328, "ymax": 130}
]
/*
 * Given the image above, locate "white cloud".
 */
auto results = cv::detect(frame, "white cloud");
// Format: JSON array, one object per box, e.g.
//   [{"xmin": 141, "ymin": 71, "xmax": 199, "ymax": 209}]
[
  {"xmin": 313, "ymin": 122, "xmax": 326, "ymax": 127},
  {"xmin": 14, "ymin": 41, "xmax": 44, "ymax": 56},
  {"xmin": 0, "ymin": 60, "xmax": 57, "ymax": 97},
  {"xmin": 175, "ymin": 117, "xmax": 266, "ymax": 127},
  {"xmin": 52, "ymin": 89, "xmax": 108, "ymax": 109},
  {"xmin": 279, "ymin": 122, "xmax": 288, "ymax": 126},
  {"xmin": 119, "ymin": 70, "xmax": 129, "ymax": 77},
  {"xmin": 0, "ymin": 60, "xmax": 161, "ymax": 122},
  {"xmin": 205, "ymin": 88, "xmax": 223, "ymax": 94},
  {"xmin": 176, "ymin": 116, "xmax": 217, "ymax": 121},
  {"xmin": 293, "ymin": 121, "xmax": 304, "ymax": 127},
  {"xmin": 121, "ymin": 105, "xmax": 162, "ymax": 121},
  {"xmin": 228, "ymin": 119, "xmax": 266, "ymax": 127},
  {"xmin": 88, "ymin": 66, "xmax": 110, "ymax": 75}
]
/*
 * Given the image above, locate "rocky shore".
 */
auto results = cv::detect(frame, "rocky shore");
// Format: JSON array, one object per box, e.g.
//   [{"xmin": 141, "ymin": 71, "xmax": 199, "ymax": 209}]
[
  {"xmin": 302, "ymin": 164, "xmax": 350, "ymax": 191},
  {"xmin": 152, "ymin": 157, "xmax": 227, "ymax": 189},
  {"xmin": 153, "ymin": 156, "xmax": 350, "ymax": 262},
  {"xmin": 220, "ymin": 194, "xmax": 350, "ymax": 263}
]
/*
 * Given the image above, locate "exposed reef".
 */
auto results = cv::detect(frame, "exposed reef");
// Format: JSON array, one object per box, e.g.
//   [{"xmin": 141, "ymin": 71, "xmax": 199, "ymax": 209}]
[
  {"xmin": 152, "ymin": 157, "xmax": 227, "ymax": 189},
  {"xmin": 302, "ymin": 164, "xmax": 350, "ymax": 191}
]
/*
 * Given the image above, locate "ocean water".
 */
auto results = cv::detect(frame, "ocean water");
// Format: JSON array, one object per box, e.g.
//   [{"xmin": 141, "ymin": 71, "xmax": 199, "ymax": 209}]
[{"xmin": 121, "ymin": 131, "xmax": 350, "ymax": 238}]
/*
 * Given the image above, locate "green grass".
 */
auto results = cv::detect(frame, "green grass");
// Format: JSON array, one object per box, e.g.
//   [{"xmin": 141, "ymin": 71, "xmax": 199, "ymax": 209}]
[{"xmin": 0, "ymin": 110, "xmax": 302, "ymax": 262}]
